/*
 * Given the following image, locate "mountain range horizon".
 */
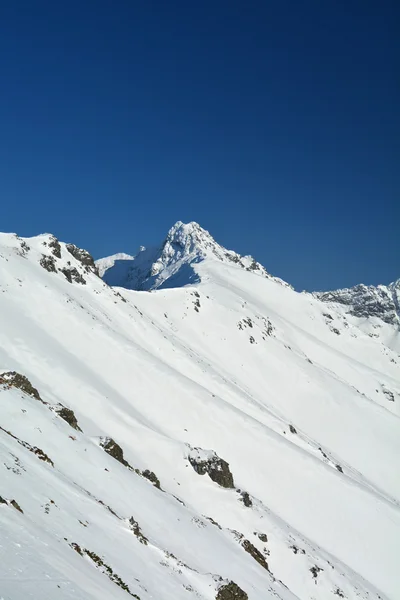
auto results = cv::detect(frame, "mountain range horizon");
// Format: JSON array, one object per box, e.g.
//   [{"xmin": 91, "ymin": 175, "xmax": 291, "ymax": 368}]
[{"xmin": 96, "ymin": 220, "xmax": 400, "ymax": 292}]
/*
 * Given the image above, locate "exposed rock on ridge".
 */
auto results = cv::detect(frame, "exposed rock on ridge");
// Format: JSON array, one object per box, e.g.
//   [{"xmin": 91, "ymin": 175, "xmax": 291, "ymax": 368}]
[{"xmin": 315, "ymin": 279, "xmax": 400, "ymax": 325}]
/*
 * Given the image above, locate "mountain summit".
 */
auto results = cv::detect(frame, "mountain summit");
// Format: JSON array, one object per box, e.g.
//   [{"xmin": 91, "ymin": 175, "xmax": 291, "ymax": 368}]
[{"xmin": 97, "ymin": 220, "xmax": 288, "ymax": 291}]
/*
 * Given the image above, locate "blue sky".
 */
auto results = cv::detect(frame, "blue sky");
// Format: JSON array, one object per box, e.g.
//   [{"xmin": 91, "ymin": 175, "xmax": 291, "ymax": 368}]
[{"xmin": 1, "ymin": 1, "xmax": 398, "ymax": 290}]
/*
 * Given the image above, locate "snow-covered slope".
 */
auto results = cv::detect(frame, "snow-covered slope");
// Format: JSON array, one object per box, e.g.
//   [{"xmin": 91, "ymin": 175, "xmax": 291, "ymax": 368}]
[
  {"xmin": 96, "ymin": 252, "xmax": 135, "ymax": 278},
  {"xmin": 97, "ymin": 221, "xmax": 290, "ymax": 290},
  {"xmin": 1, "ymin": 229, "xmax": 400, "ymax": 600}
]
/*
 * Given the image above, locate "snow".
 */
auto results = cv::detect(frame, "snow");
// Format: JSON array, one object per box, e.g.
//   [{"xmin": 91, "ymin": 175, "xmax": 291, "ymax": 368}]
[
  {"xmin": 188, "ymin": 448, "xmax": 218, "ymax": 463},
  {"xmin": 95, "ymin": 253, "xmax": 135, "ymax": 278},
  {"xmin": 0, "ymin": 226, "xmax": 399, "ymax": 600}
]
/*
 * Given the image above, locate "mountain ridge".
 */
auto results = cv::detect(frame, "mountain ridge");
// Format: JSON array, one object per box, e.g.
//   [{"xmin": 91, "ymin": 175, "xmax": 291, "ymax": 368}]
[
  {"xmin": 96, "ymin": 221, "xmax": 399, "ymax": 326},
  {"xmin": 315, "ymin": 279, "xmax": 400, "ymax": 326}
]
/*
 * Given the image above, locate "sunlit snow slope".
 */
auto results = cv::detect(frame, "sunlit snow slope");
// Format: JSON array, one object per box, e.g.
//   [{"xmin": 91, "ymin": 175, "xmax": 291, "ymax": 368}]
[{"xmin": 0, "ymin": 227, "xmax": 399, "ymax": 600}]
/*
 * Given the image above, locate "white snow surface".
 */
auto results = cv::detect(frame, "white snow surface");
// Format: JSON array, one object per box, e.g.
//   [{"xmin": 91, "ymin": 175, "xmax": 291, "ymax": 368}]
[
  {"xmin": 0, "ymin": 229, "xmax": 399, "ymax": 600},
  {"xmin": 96, "ymin": 252, "xmax": 135, "ymax": 278}
]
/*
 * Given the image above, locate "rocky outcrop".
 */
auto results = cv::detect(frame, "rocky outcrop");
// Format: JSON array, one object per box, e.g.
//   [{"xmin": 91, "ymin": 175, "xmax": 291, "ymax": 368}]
[
  {"xmin": 128, "ymin": 517, "xmax": 148, "ymax": 545},
  {"xmin": 40, "ymin": 254, "xmax": 57, "ymax": 273},
  {"xmin": 66, "ymin": 244, "xmax": 99, "ymax": 275},
  {"xmin": 60, "ymin": 267, "xmax": 86, "ymax": 285},
  {"xmin": 238, "ymin": 491, "xmax": 252, "ymax": 507},
  {"xmin": 70, "ymin": 544, "xmax": 140, "ymax": 598},
  {"xmin": 10, "ymin": 499, "xmax": 24, "ymax": 513},
  {"xmin": 99, "ymin": 437, "xmax": 130, "ymax": 467},
  {"xmin": 38, "ymin": 238, "xmax": 98, "ymax": 282},
  {"xmin": 48, "ymin": 236, "xmax": 62, "ymax": 258},
  {"xmin": 216, "ymin": 581, "xmax": 248, "ymax": 600},
  {"xmin": 241, "ymin": 539, "xmax": 269, "ymax": 571},
  {"xmin": 0, "ymin": 425, "xmax": 54, "ymax": 466},
  {"xmin": 141, "ymin": 469, "xmax": 161, "ymax": 489},
  {"xmin": 188, "ymin": 447, "xmax": 234, "ymax": 488},
  {"xmin": 54, "ymin": 405, "xmax": 82, "ymax": 431},
  {"xmin": 315, "ymin": 280, "xmax": 400, "ymax": 325},
  {"xmin": 0, "ymin": 371, "xmax": 43, "ymax": 402},
  {"xmin": 0, "ymin": 496, "xmax": 23, "ymax": 513}
]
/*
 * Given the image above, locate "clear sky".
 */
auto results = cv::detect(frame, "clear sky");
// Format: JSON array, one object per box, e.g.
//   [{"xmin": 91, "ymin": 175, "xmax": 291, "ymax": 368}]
[{"xmin": 1, "ymin": 1, "xmax": 398, "ymax": 291}]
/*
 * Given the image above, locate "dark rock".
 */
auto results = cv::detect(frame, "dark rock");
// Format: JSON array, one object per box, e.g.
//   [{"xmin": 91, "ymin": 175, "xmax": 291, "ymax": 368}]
[
  {"xmin": 113, "ymin": 291, "xmax": 127, "ymax": 303},
  {"xmin": 100, "ymin": 437, "xmax": 129, "ymax": 467},
  {"xmin": 71, "ymin": 542, "xmax": 83, "ymax": 555},
  {"xmin": 242, "ymin": 539, "xmax": 269, "ymax": 571},
  {"xmin": 60, "ymin": 267, "xmax": 86, "ymax": 285},
  {"xmin": 0, "ymin": 425, "xmax": 54, "ymax": 466},
  {"xmin": 247, "ymin": 259, "xmax": 260, "ymax": 272},
  {"xmin": 40, "ymin": 254, "xmax": 57, "ymax": 273},
  {"xmin": 188, "ymin": 448, "xmax": 234, "ymax": 488},
  {"xmin": 55, "ymin": 405, "xmax": 82, "ymax": 431},
  {"xmin": 318, "ymin": 447, "xmax": 329, "ymax": 460},
  {"xmin": 205, "ymin": 458, "xmax": 234, "ymax": 488},
  {"xmin": 0, "ymin": 371, "xmax": 43, "ymax": 402},
  {"xmin": 290, "ymin": 544, "xmax": 305, "ymax": 554},
  {"xmin": 239, "ymin": 491, "xmax": 252, "ymax": 507},
  {"xmin": 310, "ymin": 565, "xmax": 323, "ymax": 579},
  {"xmin": 263, "ymin": 318, "xmax": 274, "ymax": 336},
  {"xmin": 19, "ymin": 240, "xmax": 30, "ymax": 256},
  {"xmin": 66, "ymin": 244, "xmax": 99, "ymax": 275},
  {"xmin": 335, "ymin": 464, "xmax": 343, "ymax": 473},
  {"xmin": 48, "ymin": 236, "xmax": 62, "ymax": 258},
  {"xmin": 71, "ymin": 545, "xmax": 139, "ymax": 597},
  {"xmin": 128, "ymin": 517, "xmax": 148, "ymax": 545},
  {"xmin": 206, "ymin": 516, "xmax": 222, "ymax": 529},
  {"xmin": 216, "ymin": 581, "xmax": 248, "ymax": 600},
  {"xmin": 257, "ymin": 533, "xmax": 268, "ymax": 543},
  {"xmin": 141, "ymin": 469, "xmax": 161, "ymax": 489},
  {"xmin": 33, "ymin": 447, "xmax": 54, "ymax": 466},
  {"xmin": 289, "ymin": 424, "xmax": 297, "ymax": 434},
  {"xmin": 382, "ymin": 387, "xmax": 395, "ymax": 402},
  {"xmin": 0, "ymin": 496, "xmax": 7, "ymax": 504},
  {"xmin": 10, "ymin": 499, "xmax": 23, "ymax": 513}
]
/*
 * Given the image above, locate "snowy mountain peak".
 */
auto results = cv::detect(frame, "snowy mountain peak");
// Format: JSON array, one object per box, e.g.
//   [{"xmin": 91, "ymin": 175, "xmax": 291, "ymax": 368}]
[
  {"xmin": 162, "ymin": 220, "xmax": 220, "ymax": 257},
  {"xmin": 97, "ymin": 221, "xmax": 290, "ymax": 291}
]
